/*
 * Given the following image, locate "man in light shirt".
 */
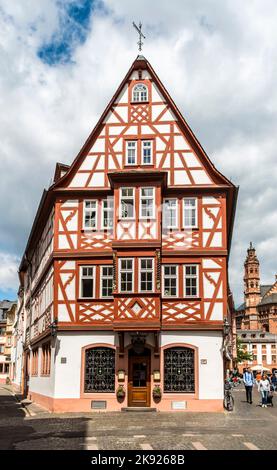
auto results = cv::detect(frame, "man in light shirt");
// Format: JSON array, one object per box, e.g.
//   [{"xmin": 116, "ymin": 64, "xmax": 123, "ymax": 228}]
[{"xmin": 243, "ymin": 367, "xmax": 255, "ymax": 404}]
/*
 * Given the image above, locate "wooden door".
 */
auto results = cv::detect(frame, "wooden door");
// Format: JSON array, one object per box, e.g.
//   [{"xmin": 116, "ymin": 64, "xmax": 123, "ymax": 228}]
[{"xmin": 128, "ymin": 355, "xmax": 150, "ymax": 407}]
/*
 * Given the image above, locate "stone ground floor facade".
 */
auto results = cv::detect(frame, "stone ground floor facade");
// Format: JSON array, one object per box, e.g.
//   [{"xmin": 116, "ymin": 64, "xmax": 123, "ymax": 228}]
[{"xmin": 21, "ymin": 330, "xmax": 224, "ymax": 413}]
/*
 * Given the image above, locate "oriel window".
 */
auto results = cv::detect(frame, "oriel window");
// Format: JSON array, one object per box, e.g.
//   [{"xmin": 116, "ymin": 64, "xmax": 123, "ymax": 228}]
[
  {"xmin": 84, "ymin": 200, "xmax": 97, "ymax": 230},
  {"xmin": 183, "ymin": 198, "xmax": 197, "ymax": 228},
  {"xmin": 140, "ymin": 258, "xmax": 154, "ymax": 292},
  {"xmin": 119, "ymin": 258, "xmax": 133, "ymax": 293},
  {"xmin": 140, "ymin": 187, "xmax": 154, "ymax": 218},
  {"xmin": 101, "ymin": 266, "xmax": 113, "ymax": 298},
  {"xmin": 120, "ymin": 188, "xmax": 134, "ymax": 219},
  {"xmin": 80, "ymin": 266, "xmax": 95, "ymax": 298}
]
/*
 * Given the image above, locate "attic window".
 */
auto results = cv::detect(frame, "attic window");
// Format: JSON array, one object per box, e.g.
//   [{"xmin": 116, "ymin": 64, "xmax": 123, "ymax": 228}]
[{"xmin": 132, "ymin": 83, "xmax": 148, "ymax": 102}]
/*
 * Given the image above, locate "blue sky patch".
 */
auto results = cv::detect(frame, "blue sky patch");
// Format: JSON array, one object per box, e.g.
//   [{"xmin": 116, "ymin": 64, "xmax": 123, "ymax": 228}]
[{"xmin": 38, "ymin": 0, "xmax": 103, "ymax": 65}]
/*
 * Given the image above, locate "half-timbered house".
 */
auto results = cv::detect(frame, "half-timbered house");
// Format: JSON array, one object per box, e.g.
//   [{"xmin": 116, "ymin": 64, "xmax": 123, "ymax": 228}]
[{"xmin": 18, "ymin": 55, "xmax": 238, "ymax": 412}]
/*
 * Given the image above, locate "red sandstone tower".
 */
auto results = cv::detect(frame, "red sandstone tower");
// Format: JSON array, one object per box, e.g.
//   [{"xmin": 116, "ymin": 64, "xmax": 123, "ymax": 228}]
[{"xmin": 243, "ymin": 242, "xmax": 261, "ymax": 329}]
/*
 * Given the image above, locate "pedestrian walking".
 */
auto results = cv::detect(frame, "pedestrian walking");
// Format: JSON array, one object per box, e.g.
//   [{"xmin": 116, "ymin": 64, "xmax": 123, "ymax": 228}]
[
  {"xmin": 258, "ymin": 372, "xmax": 271, "ymax": 408},
  {"xmin": 271, "ymin": 371, "xmax": 277, "ymax": 391},
  {"xmin": 243, "ymin": 367, "xmax": 255, "ymax": 404}
]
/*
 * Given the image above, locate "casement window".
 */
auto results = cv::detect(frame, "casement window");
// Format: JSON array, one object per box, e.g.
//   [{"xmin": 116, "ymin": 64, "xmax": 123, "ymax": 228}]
[
  {"xmin": 183, "ymin": 198, "xmax": 198, "ymax": 228},
  {"xmin": 120, "ymin": 188, "xmax": 134, "ymax": 219},
  {"xmin": 132, "ymin": 83, "xmax": 148, "ymax": 102},
  {"xmin": 84, "ymin": 200, "xmax": 97, "ymax": 230},
  {"xmin": 41, "ymin": 343, "xmax": 51, "ymax": 376},
  {"xmin": 102, "ymin": 198, "xmax": 114, "ymax": 229},
  {"xmin": 80, "ymin": 266, "xmax": 95, "ymax": 298},
  {"xmin": 163, "ymin": 199, "xmax": 178, "ymax": 229},
  {"xmin": 119, "ymin": 258, "xmax": 133, "ymax": 293},
  {"xmin": 163, "ymin": 265, "xmax": 178, "ymax": 297},
  {"xmin": 126, "ymin": 141, "xmax": 137, "ymax": 165},
  {"xmin": 140, "ymin": 258, "xmax": 154, "ymax": 292},
  {"xmin": 184, "ymin": 265, "xmax": 198, "ymax": 297},
  {"xmin": 142, "ymin": 141, "xmax": 153, "ymax": 165},
  {"xmin": 101, "ymin": 266, "xmax": 113, "ymax": 298},
  {"xmin": 140, "ymin": 187, "xmax": 154, "ymax": 218}
]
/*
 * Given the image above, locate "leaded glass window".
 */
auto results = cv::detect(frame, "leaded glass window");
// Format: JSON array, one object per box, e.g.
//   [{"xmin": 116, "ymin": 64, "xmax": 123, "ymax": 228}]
[
  {"xmin": 84, "ymin": 347, "xmax": 115, "ymax": 393},
  {"xmin": 164, "ymin": 347, "xmax": 195, "ymax": 393}
]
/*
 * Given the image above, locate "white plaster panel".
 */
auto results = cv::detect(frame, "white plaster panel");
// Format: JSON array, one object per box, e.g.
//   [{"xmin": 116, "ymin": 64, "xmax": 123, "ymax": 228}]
[
  {"xmin": 69, "ymin": 173, "xmax": 89, "ymax": 188},
  {"xmin": 88, "ymin": 173, "xmax": 105, "ymax": 187},
  {"xmin": 202, "ymin": 196, "xmax": 219, "ymax": 205},
  {"xmin": 161, "ymin": 331, "xmax": 224, "ymax": 399},
  {"xmin": 114, "ymin": 84, "xmax": 128, "ymax": 104},
  {"xmin": 191, "ymin": 170, "xmax": 213, "ymax": 184},
  {"xmin": 115, "ymin": 106, "xmax": 128, "ymax": 122},
  {"xmin": 151, "ymin": 83, "xmax": 164, "ymax": 102},
  {"xmin": 112, "ymin": 140, "xmax": 123, "ymax": 152},
  {"xmin": 29, "ymin": 346, "xmax": 55, "ymax": 398},
  {"xmin": 209, "ymin": 232, "xmax": 222, "ymax": 247},
  {"xmin": 174, "ymin": 170, "xmax": 191, "ymax": 185},
  {"xmin": 65, "ymin": 213, "xmax": 78, "ymax": 232},
  {"xmin": 141, "ymin": 125, "xmax": 155, "ymax": 134},
  {"xmin": 58, "ymin": 235, "xmax": 71, "ymax": 250},
  {"xmin": 79, "ymin": 155, "xmax": 95, "ymax": 171},
  {"xmin": 210, "ymin": 303, "xmax": 223, "ymax": 321},
  {"xmin": 90, "ymin": 138, "xmax": 105, "ymax": 153},
  {"xmin": 62, "ymin": 261, "xmax": 76, "ymax": 270},
  {"xmin": 154, "ymin": 124, "xmax": 170, "ymax": 134},
  {"xmin": 152, "ymin": 104, "xmax": 166, "ymax": 121},
  {"xmin": 54, "ymin": 332, "xmax": 116, "ymax": 398},
  {"xmin": 174, "ymin": 135, "xmax": 190, "ymax": 150},
  {"xmin": 156, "ymin": 137, "xmax": 166, "ymax": 151}
]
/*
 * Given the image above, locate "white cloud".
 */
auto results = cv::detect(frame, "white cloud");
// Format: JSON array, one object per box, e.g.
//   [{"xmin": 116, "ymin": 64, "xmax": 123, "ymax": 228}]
[
  {"xmin": 0, "ymin": 251, "xmax": 20, "ymax": 294},
  {"xmin": 0, "ymin": 1, "xmax": 277, "ymax": 303}
]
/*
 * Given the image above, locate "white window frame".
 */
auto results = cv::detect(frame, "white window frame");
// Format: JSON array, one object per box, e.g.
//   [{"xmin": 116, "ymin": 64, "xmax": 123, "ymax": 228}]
[
  {"xmin": 83, "ymin": 200, "xmax": 98, "ymax": 230},
  {"xmin": 140, "ymin": 187, "xmax": 155, "ymax": 219},
  {"xmin": 100, "ymin": 265, "xmax": 113, "ymax": 298},
  {"xmin": 119, "ymin": 258, "xmax": 134, "ymax": 293},
  {"xmin": 132, "ymin": 83, "xmax": 148, "ymax": 102},
  {"xmin": 120, "ymin": 187, "xmax": 135, "ymax": 219},
  {"xmin": 101, "ymin": 198, "xmax": 114, "ymax": 230},
  {"xmin": 184, "ymin": 264, "xmax": 199, "ymax": 298},
  {"xmin": 142, "ymin": 140, "xmax": 153, "ymax": 165},
  {"xmin": 126, "ymin": 140, "xmax": 137, "ymax": 166},
  {"xmin": 139, "ymin": 258, "xmax": 154, "ymax": 293},
  {"xmin": 79, "ymin": 266, "xmax": 95, "ymax": 299},
  {"xmin": 162, "ymin": 265, "xmax": 179, "ymax": 298},
  {"xmin": 163, "ymin": 198, "xmax": 178, "ymax": 229},
  {"xmin": 183, "ymin": 197, "xmax": 198, "ymax": 229}
]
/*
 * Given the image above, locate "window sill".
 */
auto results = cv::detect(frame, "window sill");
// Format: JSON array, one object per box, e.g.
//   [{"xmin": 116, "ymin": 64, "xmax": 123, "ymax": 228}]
[
  {"xmin": 77, "ymin": 297, "xmax": 114, "ymax": 302},
  {"xmin": 81, "ymin": 228, "xmax": 97, "ymax": 233},
  {"xmin": 131, "ymin": 101, "xmax": 149, "ymax": 105},
  {"xmin": 41, "ymin": 374, "xmax": 50, "ymax": 377},
  {"xmin": 162, "ymin": 297, "xmax": 201, "ymax": 301}
]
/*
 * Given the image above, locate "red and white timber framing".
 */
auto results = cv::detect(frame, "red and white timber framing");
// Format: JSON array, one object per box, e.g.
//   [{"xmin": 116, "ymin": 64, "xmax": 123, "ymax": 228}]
[{"xmin": 19, "ymin": 55, "xmax": 237, "ymax": 351}]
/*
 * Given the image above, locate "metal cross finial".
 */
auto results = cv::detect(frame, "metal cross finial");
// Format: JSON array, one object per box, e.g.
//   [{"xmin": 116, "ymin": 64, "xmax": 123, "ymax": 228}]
[{"xmin": 133, "ymin": 21, "xmax": 146, "ymax": 52}]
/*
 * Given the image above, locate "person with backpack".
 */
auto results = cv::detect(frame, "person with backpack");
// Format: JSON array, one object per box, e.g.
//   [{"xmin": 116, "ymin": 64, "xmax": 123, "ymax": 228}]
[{"xmin": 243, "ymin": 367, "xmax": 255, "ymax": 404}]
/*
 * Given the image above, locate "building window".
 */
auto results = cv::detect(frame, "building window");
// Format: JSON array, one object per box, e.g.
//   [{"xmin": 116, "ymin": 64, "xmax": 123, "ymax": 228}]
[
  {"xmin": 262, "ymin": 355, "xmax": 267, "ymax": 362},
  {"xmin": 183, "ymin": 198, "xmax": 197, "ymax": 228},
  {"xmin": 163, "ymin": 199, "xmax": 178, "ymax": 229},
  {"xmin": 41, "ymin": 343, "xmax": 51, "ymax": 376},
  {"xmin": 140, "ymin": 258, "xmax": 154, "ymax": 292},
  {"xmin": 32, "ymin": 348, "xmax": 38, "ymax": 376},
  {"xmin": 140, "ymin": 187, "xmax": 154, "ymax": 218},
  {"xmin": 132, "ymin": 83, "xmax": 148, "ymax": 102},
  {"xmin": 120, "ymin": 188, "xmax": 134, "ymax": 219},
  {"xmin": 126, "ymin": 141, "xmax": 137, "ymax": 165},
  {"xmin": 101, "ymin": 266, "xmax": 113, "ymax": 298},
  {"xmin": 142, "ymin": 141, "xmax": 153, "ymax": 165},
  {"xmin": 163, "ymin": 265, "xmax": 178, "ymax": 297},
  {"xmin": 102, "ymin": 198, "xmax": 114, "ymax": 229},
  {"xmin": 119, "ymin": 258, "xmax": 133, "ymax": 293},
  {"xmin": 164, "ymin": 347, "xmax": 195, "ymax": 393},
  {"xmin": 84, "ymin": 200, "xmax": 97, "ymax": 230},
  {"xmin": 80, "ymin": 266, "xmax": 95, "ymax": 298},
  {"xmin": 184, "ymin": 265, "xmax": 198, "ymax": 297},
  {"xmin": 0, "ymin": 363, "xmax": 9, "ymax": 374},
  {"xmin": 272, "ymin": 355, "xmax": 276, "ymax": 363},
  {"xmin": 84, "ymin": 347, "xmax": 115, "ymax": 393}
]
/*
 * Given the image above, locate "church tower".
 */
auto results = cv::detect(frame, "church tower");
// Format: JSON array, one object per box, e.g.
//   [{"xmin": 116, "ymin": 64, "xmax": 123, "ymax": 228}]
[{"xmin": 243, "ymin": 242, "xmax": 261, "ymax": 329}]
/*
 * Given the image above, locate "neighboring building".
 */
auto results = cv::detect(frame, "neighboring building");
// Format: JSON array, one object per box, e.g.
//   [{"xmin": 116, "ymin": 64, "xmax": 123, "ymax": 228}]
[
  {"xmin": 11, "ymin": 286, "xmax": 25, "ymax": 391},
  {"xmin": 18, "ymin": 55, "xmax": 238, "ymax": 412},
  {"xmin": 236, "ymin": 243, "xmax": 277, "ymax": 372},
  {"xmin": 0, "ymin": 300, "xmax": 17, "ymax": 383}
]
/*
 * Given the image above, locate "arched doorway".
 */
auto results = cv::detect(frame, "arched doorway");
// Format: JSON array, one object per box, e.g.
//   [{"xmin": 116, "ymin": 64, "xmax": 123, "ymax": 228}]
[{"xmin": 128, "ymin": 347, "xmax": 151, "ymax": 407}]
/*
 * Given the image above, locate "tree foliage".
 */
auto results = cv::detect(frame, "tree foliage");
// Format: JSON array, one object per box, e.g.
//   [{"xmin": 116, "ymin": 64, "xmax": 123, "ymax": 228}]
[{"xmin": 236, "ymin": 337, "xmax": 253, "ymax": 363}]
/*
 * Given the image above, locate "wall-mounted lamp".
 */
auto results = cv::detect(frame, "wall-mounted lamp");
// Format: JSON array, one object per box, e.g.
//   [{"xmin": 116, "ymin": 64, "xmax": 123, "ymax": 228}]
[
  {"xmin": 50, "ymin": 319, "xmax": 58, "ymax": 337},
  {"xmin": 153, "ymin": 370, "xmax": 161, "ymax": 381},
  {"xmin": 223, "ymin": 318, "xmax": 231, "ymax": 337},
  {"xmin": 118, "ymin": 369, "xmax": 125, "ymax": 381}
]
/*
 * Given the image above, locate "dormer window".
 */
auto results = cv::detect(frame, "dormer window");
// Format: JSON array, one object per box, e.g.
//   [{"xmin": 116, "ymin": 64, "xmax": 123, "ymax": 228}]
[{"xmin": 132, "ymin": 83, "xmax": 148, "ymax": 102}]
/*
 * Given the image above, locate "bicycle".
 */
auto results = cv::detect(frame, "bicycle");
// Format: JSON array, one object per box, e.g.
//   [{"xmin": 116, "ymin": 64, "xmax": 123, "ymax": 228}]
[{"xmin": 224, "ymin": 381, "xmax": 234, "ymax": 411}]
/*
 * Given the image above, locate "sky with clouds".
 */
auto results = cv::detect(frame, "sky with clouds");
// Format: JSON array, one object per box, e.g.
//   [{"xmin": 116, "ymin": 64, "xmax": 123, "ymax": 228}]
[{"xmin": 0, "ymin": 0, "xmax": 277, "ymax": 304}]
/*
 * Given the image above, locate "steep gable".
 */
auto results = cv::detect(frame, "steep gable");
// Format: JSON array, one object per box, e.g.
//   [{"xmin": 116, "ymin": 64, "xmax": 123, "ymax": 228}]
[{"xmin": 54, "ymin": 56, "xmax": 233, "ymax": 191}]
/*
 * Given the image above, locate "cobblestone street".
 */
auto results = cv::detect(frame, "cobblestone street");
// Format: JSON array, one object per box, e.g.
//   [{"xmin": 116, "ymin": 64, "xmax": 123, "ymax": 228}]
[{"xmin": 0, "ymin": 385, "xmax": 276, "ymax": 450}]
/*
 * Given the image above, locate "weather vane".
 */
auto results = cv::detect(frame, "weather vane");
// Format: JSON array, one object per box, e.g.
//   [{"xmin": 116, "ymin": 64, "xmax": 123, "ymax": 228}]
[{"xmin": 132, "ymin": 21, "xmax": 146, "ymax": 52}]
